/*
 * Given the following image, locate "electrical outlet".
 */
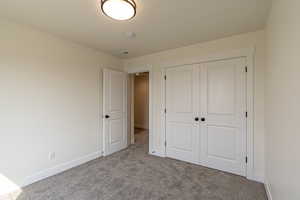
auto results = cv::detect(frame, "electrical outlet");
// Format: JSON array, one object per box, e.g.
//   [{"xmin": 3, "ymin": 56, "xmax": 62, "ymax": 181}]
[{"xmin": 49, "ymin": 152, "xmax": 56, "ymax": 161}]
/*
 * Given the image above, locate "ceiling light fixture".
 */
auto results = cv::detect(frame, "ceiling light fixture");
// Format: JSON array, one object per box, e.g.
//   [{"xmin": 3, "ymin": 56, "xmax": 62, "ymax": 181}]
[{"xmin": 101, "ymin": 0, "xmax": 136, "ymax": 21}]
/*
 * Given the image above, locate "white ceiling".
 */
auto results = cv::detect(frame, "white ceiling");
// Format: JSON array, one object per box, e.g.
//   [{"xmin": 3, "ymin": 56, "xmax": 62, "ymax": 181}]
[{"xmin": 0, "ymin": 0, "xmax": 271, "ymax": 58}]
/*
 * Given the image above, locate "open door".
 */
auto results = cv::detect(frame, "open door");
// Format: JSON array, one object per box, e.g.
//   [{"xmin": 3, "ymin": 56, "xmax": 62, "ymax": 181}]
[{"xmin": 103, "ymin": 69, "xmax": 127, "ymax": 156}]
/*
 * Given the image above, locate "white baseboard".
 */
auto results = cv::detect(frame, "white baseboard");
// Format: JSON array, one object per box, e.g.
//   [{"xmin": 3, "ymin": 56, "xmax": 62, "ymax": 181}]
[
  {"xmin": 264, "ymin": 179, "xmax": 273, "ymax": 200},
  {"xmin": 22, "ymin": 151, "xmax": 102, "ymax": 187},
  {"xmin": 134, "ymin": 124, "xmax": 148, "ymax": 130},
  {"xmin": 247, "ymin": 175, "xmax": 265, "ymax": 183},
  {"xmin": 149, "ymin": 150, "xmax": 165, "ymax": 158}
]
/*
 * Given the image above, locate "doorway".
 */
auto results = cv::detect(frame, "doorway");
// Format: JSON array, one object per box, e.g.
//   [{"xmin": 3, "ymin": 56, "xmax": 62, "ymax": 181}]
[
  {"xmin": 128, "ymin": 72, "xmax": 150, "ymax": 146},
  {"xmin": 128, "ymin": 70, "xmax": 152, "ymax": 152},
  {"xmin": 133, "ymin": 72, "xmax": 149, "ymax": 145}
]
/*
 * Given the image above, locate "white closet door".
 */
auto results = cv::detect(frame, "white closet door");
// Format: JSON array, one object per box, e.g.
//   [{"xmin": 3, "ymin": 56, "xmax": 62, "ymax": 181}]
[
  {"xmin": 165, "ymin": 65, "xmax": 200, "ymax": 164},
  {"xmin": 199, "ymin": 58, "xmax": 247, "ymax": 176},
  {"xmin": 103, "ymin": 69, "xmax": 127, "ymax": 156}
]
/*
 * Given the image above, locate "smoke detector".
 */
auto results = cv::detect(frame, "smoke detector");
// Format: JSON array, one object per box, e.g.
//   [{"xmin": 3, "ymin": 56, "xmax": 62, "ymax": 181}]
[
  {"xmin": 121, "ymin": 50, "xmax": 129, "ymax": 55},
  {"xmin": 112, "ymin": 49, "xmax": 130, "ymax": 57},
  {"xmin": 124, "ymin": 31, "xmax": 136, "ymax": 39}
]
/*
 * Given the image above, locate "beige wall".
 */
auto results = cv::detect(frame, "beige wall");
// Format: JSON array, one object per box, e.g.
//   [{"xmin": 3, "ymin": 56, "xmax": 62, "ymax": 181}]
[
  {"xmin": 0, "ymin": 19, "xmax": 122, "ymax": 191},
  {"xmin": 124, "ymin": 30, "xmax": 266, "ymax": 182},
  {"xmin": 134, "ymin": 73, "xmax": 149, "ymax": 129},
  {"xmin": 265, "ymin": 0, "xmax": 300, "ymax": 199},
  {"xmin": 0, "ymin": 17, "xmax": 270, "ymax": 195},
  {"xmin": 2, "ymin": 2, "xmax": 300, "ymax": 197}
]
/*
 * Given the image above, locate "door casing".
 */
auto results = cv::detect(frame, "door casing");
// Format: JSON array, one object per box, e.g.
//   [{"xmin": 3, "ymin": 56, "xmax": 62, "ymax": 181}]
[
  {"xmin": 160, "ymin": 48, "xmax": 255, "ymax": 181},
  {"xmin": 126, "ymin": 65, "xmax": 154, "ymax": 155}
]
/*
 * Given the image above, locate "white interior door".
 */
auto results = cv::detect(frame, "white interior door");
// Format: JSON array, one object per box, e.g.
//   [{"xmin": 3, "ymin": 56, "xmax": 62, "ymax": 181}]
[
  {"xmin": 165, "ymin": 65, "xmax": 200, "ymax": 164},
  {"xmin": 200, "ymin": 58, "xmax": 247, "ymax": 176},
  {"xmin": 103, "ymin": 69, "xmax": 127, "ymax": 156}
]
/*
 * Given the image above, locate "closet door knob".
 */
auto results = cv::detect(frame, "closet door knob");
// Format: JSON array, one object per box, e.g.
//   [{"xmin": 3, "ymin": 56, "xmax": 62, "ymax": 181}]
[
  {"xmin": 105, "ymin": 115, "xmax": 110, "ymax": 119},
  {"xmin": 195, "ymin": 117, "xmax": 199, "ymax": 121},
  {"xmin": 201, "ymin": 117, "xmax": 206, "ymax": 122}
]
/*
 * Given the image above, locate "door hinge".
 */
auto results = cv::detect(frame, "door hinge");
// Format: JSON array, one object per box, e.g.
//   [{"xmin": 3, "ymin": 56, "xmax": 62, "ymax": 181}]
[
  {"xmin": 164, "ymin": 75, "xmax": 167, "ymax": 80},
  {"xmin": 164, "ymin": 141, "xmax": 167, "ymax": 147},
  {"xmin": 164, "ymin": 108, "xmax": 167, "ymax": 114},
  {"xmin": 245, "ymin": 112, "xmax": 248, "ymax": 118},
  {"xmin": 245, "ymin": 156, "xmax": 248, "ymax": 163},
  {"xmin": 245, "ymin": 66, "xmax": 248, "ymax": 73}
]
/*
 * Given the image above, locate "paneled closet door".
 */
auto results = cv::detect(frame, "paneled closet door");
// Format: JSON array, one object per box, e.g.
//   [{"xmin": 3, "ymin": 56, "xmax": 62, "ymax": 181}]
[
  {"xmin": 165, "ymin": 65, "xmax": 200, "ymax": 164},
  {"xmin": 199, "ymin": 58, "xmax": 247, "ymax": 176}
]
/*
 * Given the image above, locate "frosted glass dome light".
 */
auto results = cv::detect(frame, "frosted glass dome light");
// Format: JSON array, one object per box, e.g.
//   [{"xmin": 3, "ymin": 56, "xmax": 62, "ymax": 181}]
[{"xmin": 101, "ymin": 0, "xmax": 136, "ymax": 21}]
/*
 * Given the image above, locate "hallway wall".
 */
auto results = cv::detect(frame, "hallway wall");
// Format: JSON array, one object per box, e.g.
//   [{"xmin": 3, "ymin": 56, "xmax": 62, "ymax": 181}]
[{"xmin": 134, "ymin": 73, "xmax": 149, "ymax": 129}]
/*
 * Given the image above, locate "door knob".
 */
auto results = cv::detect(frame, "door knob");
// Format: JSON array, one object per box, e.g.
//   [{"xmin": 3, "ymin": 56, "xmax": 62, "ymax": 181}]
[
  {"xmin": 201, "ymin": 117, "xmax": 206, "ymax": 122},
  {"xmin": 195, "ymin": 117, "xmax": 199, "ymax": 121},
  {"xmin": 105, "ymin": 115, "xmax": 110, "ymax": 119}
]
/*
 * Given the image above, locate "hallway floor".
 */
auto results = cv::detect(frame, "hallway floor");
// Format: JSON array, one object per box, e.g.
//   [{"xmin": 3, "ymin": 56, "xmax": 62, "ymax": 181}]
[
  {"xmin": 134, "ymin": 128, "xmax": 149, "ymax": 145},
  {"xmin": 3, "ymin": 135, "xmax": 267, "ymax": 200}
]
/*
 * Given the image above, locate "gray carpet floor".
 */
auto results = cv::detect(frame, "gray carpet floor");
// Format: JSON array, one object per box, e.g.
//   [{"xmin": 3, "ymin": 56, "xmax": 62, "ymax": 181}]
[{"xmin": 3, "ymin": 139, "xmax": 267, "ymax": 200}]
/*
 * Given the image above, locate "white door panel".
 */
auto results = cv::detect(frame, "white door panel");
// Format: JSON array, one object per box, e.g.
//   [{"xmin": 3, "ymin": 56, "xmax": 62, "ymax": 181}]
[
  {"xmin": 110, "ymin": 118, "xmax": 123, "ymax": 144},
  {"xmin": 104, "ymin": 69, "xmax": 127, "ymax": 156},
  {"xmin": 109, "ymin": 72, "xmax": 124, "ymax": 112},
  {"xmin": 207, "ymin": 126, "xmax": 237, "ymax": 159},
  {"xmin": 170, "ymin": 123, "xmax": 193, "ymax": 151},
  {"xmin": 166, "ymin": 65, "xmax": 200, "ymax": 164},
  {"xmin": 200, "ymin": 58, "xmax": 246, "ymax": 176},
  {"xmin": 207, "ymin": 63, "xmax": 236, "ymax": 115}
]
